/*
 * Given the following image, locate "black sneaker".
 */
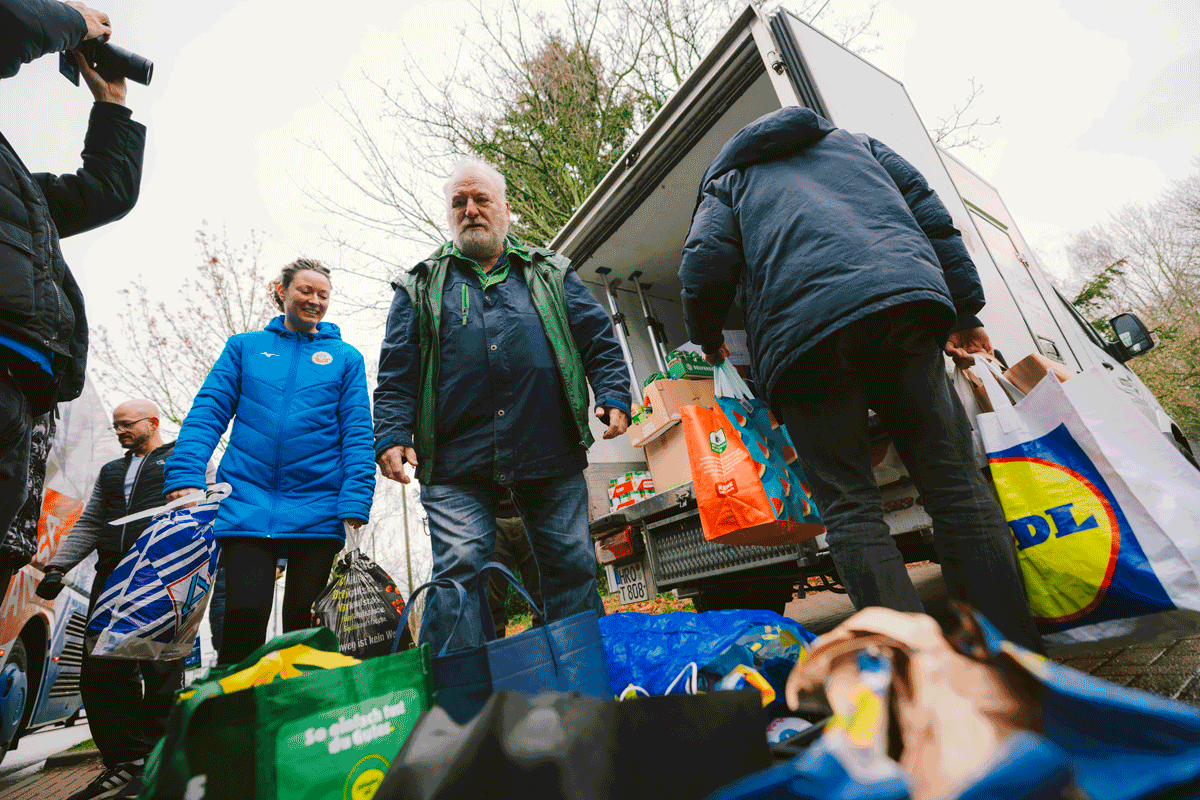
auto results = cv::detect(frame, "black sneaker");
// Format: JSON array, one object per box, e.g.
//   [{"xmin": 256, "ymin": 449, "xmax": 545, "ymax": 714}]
[{"xmin": 66, "ymin": 762, "xmax": 143, "ymax": 800}]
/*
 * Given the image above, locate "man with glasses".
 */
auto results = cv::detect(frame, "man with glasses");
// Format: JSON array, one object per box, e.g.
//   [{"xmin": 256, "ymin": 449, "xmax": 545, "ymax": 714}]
[{"xmin": 37, "ymin": 399, "xmax": 209, "ymax": 800}]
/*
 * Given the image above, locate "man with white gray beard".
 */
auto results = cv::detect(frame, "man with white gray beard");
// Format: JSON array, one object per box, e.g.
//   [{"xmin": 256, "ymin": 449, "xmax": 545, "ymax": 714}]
[{"xmin": 374, "ymin": 159, "xmax": 631, "ymax": 652}]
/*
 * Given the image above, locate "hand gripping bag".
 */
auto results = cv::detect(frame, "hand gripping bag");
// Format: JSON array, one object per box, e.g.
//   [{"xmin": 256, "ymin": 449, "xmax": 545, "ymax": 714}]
[
  {"xmin": 970, "ymin": 359, "xmax": 1200, "ymax": 647},
  {"xmin": 85, "ymin": 484, "xmax": 229, "ymax": 660},
  {"xmin": 682, "ymin": 362, "xmax": 824, "ymax": 546}
]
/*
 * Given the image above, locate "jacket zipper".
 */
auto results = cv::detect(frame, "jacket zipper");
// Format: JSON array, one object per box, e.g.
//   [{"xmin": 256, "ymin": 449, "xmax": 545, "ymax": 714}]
[
  {"xmin": 121, "ymin": 447, "xmax": 151, "ymax": 552},
  {"xmin": 462, "ymin": 284, "xmax": 468, "ymax": 326},
  {"xmin": 273, "ymin": 333, "xmax": 304, "ymax": 533}
]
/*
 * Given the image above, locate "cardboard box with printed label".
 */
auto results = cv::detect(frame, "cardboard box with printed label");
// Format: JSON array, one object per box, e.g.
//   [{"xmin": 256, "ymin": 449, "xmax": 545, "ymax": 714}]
[{"xmin": 627, "ymin": 378, "xmax": 716, "ymax": 448}]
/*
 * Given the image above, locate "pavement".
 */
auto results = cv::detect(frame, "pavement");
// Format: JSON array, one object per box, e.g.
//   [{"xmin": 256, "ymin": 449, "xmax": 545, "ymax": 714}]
[{"xmin": 9, "ymin": 563, "xmax": 1200, "ymax": 799}]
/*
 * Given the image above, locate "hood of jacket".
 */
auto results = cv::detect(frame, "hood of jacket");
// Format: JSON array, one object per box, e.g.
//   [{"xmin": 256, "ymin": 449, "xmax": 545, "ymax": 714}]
[
  {"xmin": 265, "ymin": 315, "xmax": 344, "ymax": 342},
  {"xmin": 695, "ymin": 107, "xmax": 836, "ymax": 209}
]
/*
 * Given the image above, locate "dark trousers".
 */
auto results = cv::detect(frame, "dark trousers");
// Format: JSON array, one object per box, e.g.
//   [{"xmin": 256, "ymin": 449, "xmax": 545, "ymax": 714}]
[
  {"xmin": 0, "ymin": 363, "xmax": 31, "ymax": 600},
  {"xmin": 773, "ymin": 305, "xmax": 1044, "ymax": 653},
  {"xmin": 83, "ymin": 558, "xmax": 184, "ymax": 768},
  {"xmin": 217, "ymin": 538, "xmax": 340, "ymax": 665},
  {"xmin": 487, "ymin": 515, "xmax": 545, "ymax": 637}
]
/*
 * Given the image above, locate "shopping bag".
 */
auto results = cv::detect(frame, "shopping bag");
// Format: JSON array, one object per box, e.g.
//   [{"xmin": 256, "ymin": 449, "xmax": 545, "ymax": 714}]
[
  {"xmin": 375, "ymin": 689, "xmax": 771, "ymax": 800},
  {"xmin": 600, "ymin": 609, "xmax": 816, "ymax": 697},
  {"xmin": 140, "ymin": 626, "xmax": 432, "ymax": 800},
  {"xmin": 395, "ymin": 564, "xmax": 610, "ymax": 725},
  {"xmin": 394, "ymin": 578, "xmax": 493, "ymax": 725},
  {"xmin": 711, "ymin": 605, "xmax": 1200, "ymax": 800},
  {"xmin": 85, "ymin": 484, "xmax": 230, "ymax": 660},
  {"xmin": 970, "ymin": 360, "xmax": 1200, "ymax": 646},
  {"xmin": 682, "ymin": 363, "xmax": 824, "ymax": 546},
  {"xmin": 313, "ymin": 549, "xmax": 413, "ymax": 658},
  {"xmin": 478, "ymin": 562, "xmax": 610, "ymax": 702}
]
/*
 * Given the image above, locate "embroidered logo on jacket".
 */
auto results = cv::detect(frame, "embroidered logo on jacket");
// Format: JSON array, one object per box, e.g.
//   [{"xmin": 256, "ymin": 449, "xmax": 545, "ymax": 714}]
[{"xmin": 312, "ymin": 351, "xmax": 333, "ymax": 365}]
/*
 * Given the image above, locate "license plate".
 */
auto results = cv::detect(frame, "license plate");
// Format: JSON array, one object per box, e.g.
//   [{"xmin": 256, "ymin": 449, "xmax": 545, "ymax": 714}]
[{"xmin": 614, "ymin": 561, "xmax": 649, "ymax": 604}]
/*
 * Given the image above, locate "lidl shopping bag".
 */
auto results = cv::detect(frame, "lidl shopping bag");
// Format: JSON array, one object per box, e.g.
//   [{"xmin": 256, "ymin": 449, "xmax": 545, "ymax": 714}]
[
  {"xmin": 970, "ymin": 360, "xmax": 1200, "ymax": 646},
  {"xmin": 140, "ymin": 627, "xmax": 432, "ymax": 800},
  {"xmin": 314, "ymin": 549, "xmax": 413, "ymax": 658},
  {"xmin": 682, "ymin": 363, "xmax": 824, "ymax": 546},
  {"xmin": 85, "ymin": 485, "xmax": 229, "ymax": 660}
]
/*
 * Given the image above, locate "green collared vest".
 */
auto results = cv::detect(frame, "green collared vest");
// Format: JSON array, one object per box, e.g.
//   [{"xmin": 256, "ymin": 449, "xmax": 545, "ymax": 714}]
[{"xmin": 400, "ymin": 236, "xmax": 594, "ymax": 485}]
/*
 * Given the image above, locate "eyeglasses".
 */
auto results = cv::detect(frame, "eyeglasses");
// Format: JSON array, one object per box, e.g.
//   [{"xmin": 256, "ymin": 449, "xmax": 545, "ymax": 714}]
[{"xmin": 112, "ymin": 417, "xmax": 151, "ymax": 431}]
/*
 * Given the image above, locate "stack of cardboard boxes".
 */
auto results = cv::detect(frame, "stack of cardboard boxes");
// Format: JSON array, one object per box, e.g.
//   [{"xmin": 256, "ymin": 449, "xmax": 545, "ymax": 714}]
[{"xmin": 628, "ymin": 374, "xmax": 717, "ymax": 493}]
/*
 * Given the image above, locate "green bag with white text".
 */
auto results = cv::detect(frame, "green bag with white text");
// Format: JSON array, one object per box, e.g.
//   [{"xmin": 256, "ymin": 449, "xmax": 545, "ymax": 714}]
[{"xmin": 139, "ymin": 627, "xmax": 431, "ymax": 800}]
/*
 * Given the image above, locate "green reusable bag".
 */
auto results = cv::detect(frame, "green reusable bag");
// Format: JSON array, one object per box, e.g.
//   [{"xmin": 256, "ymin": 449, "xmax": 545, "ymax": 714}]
[{"xmin": 140, "ymin": 627, "xmax": 432, "ymax": 800}]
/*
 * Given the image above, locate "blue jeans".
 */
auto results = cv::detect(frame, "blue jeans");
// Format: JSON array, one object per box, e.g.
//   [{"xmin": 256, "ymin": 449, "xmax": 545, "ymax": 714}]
[
  {"xmin": 419, "ymin": 472, "xmax": 604, "ymax": 652},
  {"xmin": 773, "ymin": 305, "xmax": 1044, "ymax": 653}
]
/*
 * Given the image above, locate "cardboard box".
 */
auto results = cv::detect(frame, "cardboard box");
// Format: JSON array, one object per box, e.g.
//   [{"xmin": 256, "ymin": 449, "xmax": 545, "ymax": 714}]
[
  {"xmin": 964, "ymin": 353, "xmax": 1073, "ymax": 413},
  {"xmin": 628, "ymin": 378, "xmax": 716, "ymax": 447},
  {"xmin": 1002, "ymin": 353, "xmax": 1075, "ymax": 396},
  {"xmin": 643, "ymin": 422, "xmax": 692, "ymax": 492},
  {"xmin": 666, "ymin": 350, "xmax": 715, "ymax": 380}
]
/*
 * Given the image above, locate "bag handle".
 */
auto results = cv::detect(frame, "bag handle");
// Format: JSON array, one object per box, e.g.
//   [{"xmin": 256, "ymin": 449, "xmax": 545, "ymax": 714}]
[
  {"xmin": 969, "ymin": 359, "xmax": 1025, "ymax": 435},
  {"xmin": 713, "ymin": 361, "xmax": 753, "ymax": 401},
  {"xmin": 477, "ymin": 561, "xmax": 546, "ymax": 641},
  {"xmin": 393, "ymin": 578, "xmax": 468, "ymax": 656},
  {"xmin": 108, "ymin": 482, "xmax": 232, "ymax": 526},
  {"xmin": 153, "ymin": 625, "xmax": 338, "ymax": 799}
]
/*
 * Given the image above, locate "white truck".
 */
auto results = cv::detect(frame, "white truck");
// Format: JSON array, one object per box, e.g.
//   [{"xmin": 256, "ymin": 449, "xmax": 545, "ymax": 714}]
[{"xmin": 555, "ymin": 5, "xmax": 1195, "ymax": 614}]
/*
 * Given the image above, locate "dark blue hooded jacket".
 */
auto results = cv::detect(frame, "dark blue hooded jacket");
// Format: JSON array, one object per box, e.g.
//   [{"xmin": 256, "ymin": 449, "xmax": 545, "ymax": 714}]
[
  {"xmin": 164, "ymin": 317, "xmax": 376, "ymax": 542},
  {"xmin": 679, "ymin": 107, "xmax": 984, "ymax": 404}
]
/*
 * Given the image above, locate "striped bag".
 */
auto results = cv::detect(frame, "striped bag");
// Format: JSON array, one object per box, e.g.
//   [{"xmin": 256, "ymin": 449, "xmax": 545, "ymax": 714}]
[{"xmin": 86, "ymin": 485, "xmax": 229, "ymax": 660}]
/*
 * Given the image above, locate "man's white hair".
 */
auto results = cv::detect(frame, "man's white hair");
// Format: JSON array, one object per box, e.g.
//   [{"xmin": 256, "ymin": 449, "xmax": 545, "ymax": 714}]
[{"xmin": 443, "ymin": 157, "xmax": 507, "ymax": 203}]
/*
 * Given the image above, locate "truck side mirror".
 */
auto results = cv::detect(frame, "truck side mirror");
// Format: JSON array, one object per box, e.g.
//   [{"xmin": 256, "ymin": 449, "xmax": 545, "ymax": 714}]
[{"xmin": 1107, "ymin": 312, "xmax": 1156, "ymax": 362}]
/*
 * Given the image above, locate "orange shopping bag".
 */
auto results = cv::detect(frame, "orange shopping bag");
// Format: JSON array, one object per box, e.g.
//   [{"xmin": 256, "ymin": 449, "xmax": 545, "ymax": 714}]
[{"xmin": 680, "ymin": 403, "xmax": 824, "ymax": 547}]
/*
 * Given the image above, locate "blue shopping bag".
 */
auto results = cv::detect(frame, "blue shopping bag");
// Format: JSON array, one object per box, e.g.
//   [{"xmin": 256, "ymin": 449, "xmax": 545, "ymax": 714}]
[
  {"xmin": 394, "ymin": 563, "xmax": 609, "ymax": 724},
  {"xmin": 600, "ymin": 609, "xmax": 817, "ymax": 697},
  {"xmin": 86, "ymin": 485, "xmax": 229, "ymax": 660}
]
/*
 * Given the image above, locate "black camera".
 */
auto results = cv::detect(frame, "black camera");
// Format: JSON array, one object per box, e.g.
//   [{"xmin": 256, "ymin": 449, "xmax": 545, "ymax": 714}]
[{"xmin": 59, "ymin": 38, "xmax": 153, "ymax": 86}]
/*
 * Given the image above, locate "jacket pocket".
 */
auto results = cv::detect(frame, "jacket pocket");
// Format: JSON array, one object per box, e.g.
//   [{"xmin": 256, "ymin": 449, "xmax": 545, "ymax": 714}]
[{"xmin": 0, "ymin": 224, "xmax": 37, "ymax": 322}]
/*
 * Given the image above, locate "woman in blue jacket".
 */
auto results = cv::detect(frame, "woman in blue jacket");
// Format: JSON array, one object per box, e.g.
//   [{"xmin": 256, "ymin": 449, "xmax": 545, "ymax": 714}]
[{"xmin": 164, "ymin": 259, "xmax": 376, "ymax": 663}]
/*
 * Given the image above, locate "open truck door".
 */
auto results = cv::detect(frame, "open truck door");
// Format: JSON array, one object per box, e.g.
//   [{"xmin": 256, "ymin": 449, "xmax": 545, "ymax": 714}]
[{"xmin": 558, "ymin": 4, "xmax": 1196, "ymax": 614}]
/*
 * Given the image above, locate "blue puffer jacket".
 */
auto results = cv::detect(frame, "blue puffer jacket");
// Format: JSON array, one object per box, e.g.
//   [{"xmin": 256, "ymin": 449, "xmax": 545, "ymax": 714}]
[
  {"xmin": 164, "ymin": 317, "xmax": 376, "ymax": 542},
  {"xmin": 679, "ymin": 107, "xmax": 985, "ymax": 406}
]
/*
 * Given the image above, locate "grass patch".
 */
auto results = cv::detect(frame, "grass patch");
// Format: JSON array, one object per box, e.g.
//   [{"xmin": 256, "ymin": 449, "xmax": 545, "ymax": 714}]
[{"xmin": 66, "ymin": 738, "xmax": 96, "ymax": 753}]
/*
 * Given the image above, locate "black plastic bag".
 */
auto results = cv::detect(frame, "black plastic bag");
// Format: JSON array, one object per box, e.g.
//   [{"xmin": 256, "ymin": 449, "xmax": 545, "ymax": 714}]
[
  {"xmin": 376, "ymin": 689, "xmax": 771, "ymax": 800},
  {"xmin": 313, "ymin": 550, "xmax": 413, "ymax": 658}
]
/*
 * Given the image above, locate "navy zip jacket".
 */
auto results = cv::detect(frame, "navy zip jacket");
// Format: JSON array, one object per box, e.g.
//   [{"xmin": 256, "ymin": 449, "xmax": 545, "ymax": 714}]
[
  {"xmin": 374, "ymin": 249, "xmax": 630, "ymax": 485},
  {"xmin": 165, "ymin": 317, "xmax": 375, "ymax": 542},
  {"xmin": 679, "ymin": 107, "xmax": 985, "ymax": 405}
]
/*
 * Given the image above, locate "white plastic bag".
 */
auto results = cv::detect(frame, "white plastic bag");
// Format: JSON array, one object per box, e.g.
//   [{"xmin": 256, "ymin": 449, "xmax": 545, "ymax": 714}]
[
  {"xmin": 86, "ymin": 485, "xmax": 230, "ymax": 660},
  {"xmin": 970, "ymin": 361, "xmax": 1200, "ymax": 647}
]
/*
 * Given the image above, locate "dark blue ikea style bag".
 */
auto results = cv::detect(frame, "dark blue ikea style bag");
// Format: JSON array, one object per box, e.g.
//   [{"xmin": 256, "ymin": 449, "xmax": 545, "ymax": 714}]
[{"xmin": 394, "ymin": 563, "xmax": 609, "ymax": 724}]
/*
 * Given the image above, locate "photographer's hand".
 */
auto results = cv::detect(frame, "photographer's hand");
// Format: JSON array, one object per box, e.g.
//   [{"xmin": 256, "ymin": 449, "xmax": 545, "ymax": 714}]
[
  {"xmin": 65, "ymin": 2, "xmax": 112, "ymax": 42},
  {"xmin": 72, "ymin": 49, "xmax": 126, "ymax": 106}
]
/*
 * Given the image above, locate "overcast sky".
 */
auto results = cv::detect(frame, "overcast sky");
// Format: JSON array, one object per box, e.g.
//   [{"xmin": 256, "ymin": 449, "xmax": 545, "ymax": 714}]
[{"xmin": 3, "ymin": 0, "xmax": 1197, "ymax": 370}]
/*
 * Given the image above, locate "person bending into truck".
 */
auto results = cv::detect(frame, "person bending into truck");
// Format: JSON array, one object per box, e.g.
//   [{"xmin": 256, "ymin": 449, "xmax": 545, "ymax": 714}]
[
  {"xmin": 37, "ymin": 400, "xmax": 209, "ymax": 800},
  {"xmin": 0, "ymin": 0, "xmax": 147, "ymax": 603},
  {"xmin": 163, "ymin": 259, "xmax": 376, "ymax": 665},
  {"xmin": 374, "ymin": 158, "xmax": 631, "ymax": 652},
  {"xmin": 679, "ymin": 107, "xmax": 1043, "ymax": 653}
]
